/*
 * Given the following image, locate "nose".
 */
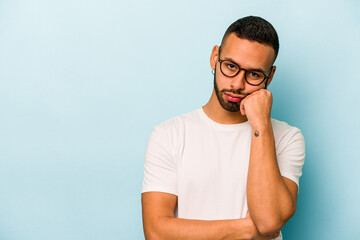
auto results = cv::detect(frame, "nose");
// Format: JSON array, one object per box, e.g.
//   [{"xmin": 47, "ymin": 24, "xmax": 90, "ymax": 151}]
[{"xmin": 230, "ymin": 69, "xmax": 246, "ymax": 90}]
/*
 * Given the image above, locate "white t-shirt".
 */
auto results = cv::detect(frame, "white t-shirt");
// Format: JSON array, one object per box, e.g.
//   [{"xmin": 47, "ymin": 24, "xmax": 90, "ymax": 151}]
[{"xmin": 142, "ymin": 108, "xmax": 305, "ymax": 239}]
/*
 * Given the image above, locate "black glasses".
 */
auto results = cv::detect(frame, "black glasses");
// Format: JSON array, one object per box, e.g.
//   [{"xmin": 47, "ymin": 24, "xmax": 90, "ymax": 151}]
[{"xmin": 217, "ymin": 47, "xmax": 273, "ymax": 88}]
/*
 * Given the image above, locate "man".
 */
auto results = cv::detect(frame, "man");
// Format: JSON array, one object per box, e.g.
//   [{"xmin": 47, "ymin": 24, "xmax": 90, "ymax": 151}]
[{"xmin": 141, "ymin": 16, "xmax": 305, "ymax": 240}]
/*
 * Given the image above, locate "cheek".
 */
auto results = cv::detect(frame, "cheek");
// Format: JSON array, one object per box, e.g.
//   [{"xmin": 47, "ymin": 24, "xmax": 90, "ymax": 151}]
[
  {"xmin": 247, "ymin": 85, "xmax": 262, "ymax": 92},
  {"xmin": 242, "ymin": 81, "xmax": 266, "ymax": 93},
  {"xmin": 215, "ymin": 74, "xmax": 229, "ymax": 89}
]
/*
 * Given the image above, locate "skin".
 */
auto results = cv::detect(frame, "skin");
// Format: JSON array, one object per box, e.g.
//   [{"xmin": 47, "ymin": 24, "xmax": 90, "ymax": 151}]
[{"xmin": 142, "ymin": 33, "xmax": 298, "ymax": 239}]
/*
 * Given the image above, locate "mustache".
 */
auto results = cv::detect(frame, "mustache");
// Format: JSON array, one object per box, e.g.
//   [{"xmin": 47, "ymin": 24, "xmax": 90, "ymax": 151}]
[{"xmin": 221, "ymin": 89, "xmax": 250, "ymax": 96}]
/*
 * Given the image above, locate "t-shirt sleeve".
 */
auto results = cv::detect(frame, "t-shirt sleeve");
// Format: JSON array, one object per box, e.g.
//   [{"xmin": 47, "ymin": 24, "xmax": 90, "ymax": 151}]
[
  {"xmin": 276, "ymin": 127, "xmax": 305, "ymax": 188},
  {"xmin": 141, "ymin": 125, "xmax": 178, "ymax": 195}
]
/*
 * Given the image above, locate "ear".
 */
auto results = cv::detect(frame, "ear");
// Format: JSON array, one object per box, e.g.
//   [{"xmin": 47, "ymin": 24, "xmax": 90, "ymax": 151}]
[
  {"xmin": 210, "ymin": 45, "xmax": 219, "ymax": 71},
  {"xmin": 266, "ymin": 65, "xmax": 276, "ymax": 87}
]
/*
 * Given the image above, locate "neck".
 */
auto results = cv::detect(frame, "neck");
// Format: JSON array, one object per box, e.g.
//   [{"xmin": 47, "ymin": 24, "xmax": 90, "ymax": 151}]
[{"xmin": 202, "ymin": 89, "xmax": 248, "ymax": 124}]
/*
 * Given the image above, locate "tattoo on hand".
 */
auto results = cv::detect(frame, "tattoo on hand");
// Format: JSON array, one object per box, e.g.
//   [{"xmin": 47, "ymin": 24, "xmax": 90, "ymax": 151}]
[{"xmin": 254, "ymin": 130, "xmax": 259, "ymax": 137}]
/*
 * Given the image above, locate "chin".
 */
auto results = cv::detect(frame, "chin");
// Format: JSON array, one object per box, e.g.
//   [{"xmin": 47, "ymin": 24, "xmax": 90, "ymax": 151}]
[{"xmin": 220, "ymin": 98, "xmax": 240, "ymax": 112}]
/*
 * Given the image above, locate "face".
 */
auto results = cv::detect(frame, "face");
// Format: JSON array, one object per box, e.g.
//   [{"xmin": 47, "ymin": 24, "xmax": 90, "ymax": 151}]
[{"xmin": 210, "ymin": 33, "xmax": 276, "ymax": 112}]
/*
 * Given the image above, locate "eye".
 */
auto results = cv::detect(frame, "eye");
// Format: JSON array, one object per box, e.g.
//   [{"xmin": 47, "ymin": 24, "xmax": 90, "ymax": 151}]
[
  {"xmin": 226, "ymin": 63, "xmax": 236, "ymax": 70},
  {"xmin": 249, "ymin": 71, "xmax": 260, "ymax": 78},
  {"xmin": 227, "ymin": 63, "xmax": 235, "ymax": 69}
]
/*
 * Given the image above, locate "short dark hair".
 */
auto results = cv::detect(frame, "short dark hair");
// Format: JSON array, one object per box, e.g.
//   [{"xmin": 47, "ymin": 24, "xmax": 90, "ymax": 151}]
[{"xmin": 221, "ymin": 16, "xmax": 279, "ymax": 61}]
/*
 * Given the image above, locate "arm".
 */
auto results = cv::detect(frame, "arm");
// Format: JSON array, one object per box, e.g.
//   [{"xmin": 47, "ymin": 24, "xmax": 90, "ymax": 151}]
[
  {"xmin": 141, "ymin": 192, "xmax": 279, "ymax": 240},
  {"xmin": 247, "ymin": 122, "xmax": 297, "ymax": 234},
  {"xmin": 240, "ymin": 90, "xmax": 298, "ymax": 235}
]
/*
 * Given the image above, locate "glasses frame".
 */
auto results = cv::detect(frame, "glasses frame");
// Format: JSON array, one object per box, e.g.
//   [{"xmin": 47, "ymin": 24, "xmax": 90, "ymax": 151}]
[{"xmin": 217, "ymin": 46, "xmax": 273, "ymax": 89}]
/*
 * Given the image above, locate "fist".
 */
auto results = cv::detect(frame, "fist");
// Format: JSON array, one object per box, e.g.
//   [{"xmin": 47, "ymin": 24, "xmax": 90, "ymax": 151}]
[{"xmin": 240, "ymin": 89, "xmax": 273, "ymax": 128}]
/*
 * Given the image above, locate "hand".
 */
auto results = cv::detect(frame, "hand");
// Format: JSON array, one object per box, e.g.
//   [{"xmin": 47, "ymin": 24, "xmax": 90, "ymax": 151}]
[
  {"xmin": 240, "ymin": 89, "xmax": 272, "ymax": 129},
  {"xmin": 245, "ymin": 211, "xmax": 280, "ymax": 240}
]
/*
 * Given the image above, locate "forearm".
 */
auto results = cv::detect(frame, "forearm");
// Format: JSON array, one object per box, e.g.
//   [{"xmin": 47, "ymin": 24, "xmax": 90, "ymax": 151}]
[
  {"xmin": 144, "ymin": 217, "xmax": 253, "ymax": 240},
  {"xmin": 246, "ymin": 121, "xmax": 295, "ymax": 234}
]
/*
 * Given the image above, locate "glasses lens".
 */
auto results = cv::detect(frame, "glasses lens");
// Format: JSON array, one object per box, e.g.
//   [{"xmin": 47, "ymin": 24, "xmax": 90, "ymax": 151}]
[
  {"xmin": 245, "ymin": 71, "xmax": 266, "ymax": 85},
  {"xmin": 220, "ymin": 60, "xmax": 239, "ymax": 77}
]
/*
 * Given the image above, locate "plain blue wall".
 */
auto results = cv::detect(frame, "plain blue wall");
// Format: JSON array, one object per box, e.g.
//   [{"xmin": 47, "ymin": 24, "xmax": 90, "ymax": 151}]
[{"xmin": 0, "ymin": 0, "xmax": 359, "ymax": 239}]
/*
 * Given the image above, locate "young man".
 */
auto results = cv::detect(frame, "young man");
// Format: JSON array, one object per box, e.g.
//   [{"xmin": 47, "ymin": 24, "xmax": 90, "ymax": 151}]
[{"xmin": 141, "ymin": 16, "xmax": 305, "ymax": 240}]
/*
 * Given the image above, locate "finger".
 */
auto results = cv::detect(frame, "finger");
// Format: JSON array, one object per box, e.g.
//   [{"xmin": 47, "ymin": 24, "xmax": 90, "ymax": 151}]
[
  {"xmin": 258, "ymin": 232, "xmax": 280, "ymax": 240},
  {"xmin": 272, "ymin": 232, "xmax": 280, "ymax": 238},
  {"xmin": 240, "ymin": 105, "xmax": 246, "ymax": 115},
  {"xmin": 267, "ymin": 232, "xmax": 279, "ymax": 239},
  {"xmin": 240, "ymin": 100, "xmax": 246, "ymax": 115}
]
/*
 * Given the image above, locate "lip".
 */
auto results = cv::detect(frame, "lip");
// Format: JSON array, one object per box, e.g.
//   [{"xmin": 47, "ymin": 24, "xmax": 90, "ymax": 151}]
[{"xmin": 224, "ymin": 93, "xmax": 245, "ymax": 102}]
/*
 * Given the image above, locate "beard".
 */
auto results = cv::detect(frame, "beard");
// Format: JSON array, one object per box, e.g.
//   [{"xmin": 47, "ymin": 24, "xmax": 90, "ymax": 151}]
[{"xmin": 214, "ymin": 73, "xmax": 246, "ymax": 112}]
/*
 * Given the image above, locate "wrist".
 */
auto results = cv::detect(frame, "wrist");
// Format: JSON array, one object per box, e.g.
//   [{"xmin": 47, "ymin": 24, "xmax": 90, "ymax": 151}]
[
  {"xmin": 244, "ymin": 217, "xmax": 258, "ymax": 240},
  {"xmin": 225, "ymin": 218, "xmax": 256, "ymax": 240},
  {"xmin": 250, "ymin": 119, "xmax": 272, "ymax": 131}
]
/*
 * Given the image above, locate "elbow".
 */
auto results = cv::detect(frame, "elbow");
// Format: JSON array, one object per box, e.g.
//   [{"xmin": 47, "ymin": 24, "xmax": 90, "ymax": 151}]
[
  {"xmin": 144, "ymin": 227, "xmax": 161, "ymax": 240},
  {"xmin": 256, "ymin": 208, "xmax": 296, "ymax": 235},
  {"xmin": 144, "ymin": 232, "xmax": 159, "ymax": 240},
  {"xmin": 143, "ymin": 222, "xmax": 162, "ymax": 240},
  {"xmin": 256, "ymin": 220, "xmax": 284, "ymax": 236},
  {"xmin": 143, "ymin": 216, "xmax": 171, "ymax": 240}
]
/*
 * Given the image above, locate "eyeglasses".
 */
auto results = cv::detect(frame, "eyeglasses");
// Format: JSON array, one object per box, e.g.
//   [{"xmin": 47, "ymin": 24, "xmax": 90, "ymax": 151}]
[{"xmin": 217, "ymin": 47, "xmax": 273, "ymax": 88}]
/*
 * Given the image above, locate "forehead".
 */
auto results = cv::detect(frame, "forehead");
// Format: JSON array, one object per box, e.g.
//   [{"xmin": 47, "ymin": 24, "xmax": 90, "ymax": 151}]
[{"xmin": 220, "ymin": 33, "xmax": 275, "ymax": 69}]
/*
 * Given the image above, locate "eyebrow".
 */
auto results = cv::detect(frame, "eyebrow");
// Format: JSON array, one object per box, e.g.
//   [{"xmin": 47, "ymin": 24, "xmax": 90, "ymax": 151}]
[{"xmin": 222, "ymin": 56, "xmax": 267, "ymax": 73}]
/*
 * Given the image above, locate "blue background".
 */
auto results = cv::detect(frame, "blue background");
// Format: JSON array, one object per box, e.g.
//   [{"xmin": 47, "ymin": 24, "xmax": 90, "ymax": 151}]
[{"xmin": 0, "ymin": 0, "xmax": 359, "ymax": 239}]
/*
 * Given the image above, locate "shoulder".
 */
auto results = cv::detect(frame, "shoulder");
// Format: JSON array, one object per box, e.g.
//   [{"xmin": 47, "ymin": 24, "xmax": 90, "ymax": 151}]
[
  {"xmin": 271, "ymin": 119, "xmax": 303, "ymax": 137},
  {"xmin": 147, "ymin": 109, "xmax": 201, "ymax": 147},
  {"xmin": 153, "ymin": 108, "xmax": 201, "ymax": 134},
  {"xmin": 271, "ymin": 118, "xmax": 305, "ymax": 149}
]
